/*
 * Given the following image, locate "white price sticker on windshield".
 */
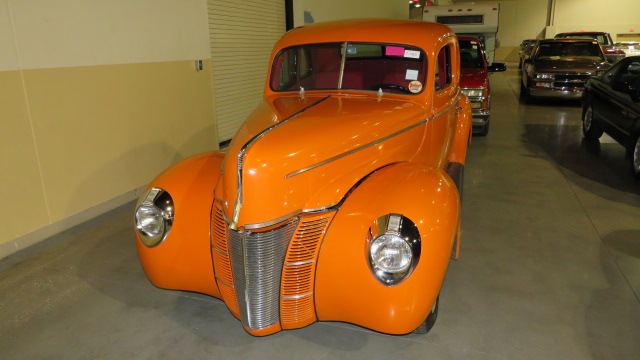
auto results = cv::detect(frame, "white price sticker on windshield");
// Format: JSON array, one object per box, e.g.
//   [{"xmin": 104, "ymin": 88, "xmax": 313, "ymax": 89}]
[
  {"xmin": 404, "ymin": 50, "xmax": 420, "ymax": 59},
  {"xmin": 405, "ymin": 69, "xmax": 419, "ymax": 81}
]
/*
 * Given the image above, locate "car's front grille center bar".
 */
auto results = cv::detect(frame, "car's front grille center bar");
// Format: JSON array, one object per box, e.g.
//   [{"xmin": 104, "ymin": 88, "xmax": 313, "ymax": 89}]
[{"xmin": 228, "ymin": 218, "xmax": 300, "ymax": 330}]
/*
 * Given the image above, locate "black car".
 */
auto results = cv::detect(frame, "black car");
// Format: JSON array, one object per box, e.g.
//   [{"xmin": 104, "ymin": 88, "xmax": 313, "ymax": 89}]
[{"xmin": 582, "ymin": 56, "xmax": 640, "ymax": 178}]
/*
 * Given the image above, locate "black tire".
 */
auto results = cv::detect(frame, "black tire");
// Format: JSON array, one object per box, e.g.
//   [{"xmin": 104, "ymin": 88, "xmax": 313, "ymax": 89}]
[
  {"xmin": 476, "ymin": 118, "xmax": 490, "ymax": 137},
  {"xmin": 413, "ymin": 296, "xmax": 439, "ymax": 334},
  {"xmin": 520, "ymin": 80, "xmax": 530, "ymax": 103},
  {"xmin": 582, "ymin": 105, "xmax": 603, "ymax": 140},
  {"xmin": 633, "ymin": 135, "xmax": 640, "ymax": 179}
]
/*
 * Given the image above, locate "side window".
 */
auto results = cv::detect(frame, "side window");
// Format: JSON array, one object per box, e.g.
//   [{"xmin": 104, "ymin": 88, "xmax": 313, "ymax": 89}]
[{"xmin": 435, "ymin": 45, "xmax": 452, "ymax": 90}]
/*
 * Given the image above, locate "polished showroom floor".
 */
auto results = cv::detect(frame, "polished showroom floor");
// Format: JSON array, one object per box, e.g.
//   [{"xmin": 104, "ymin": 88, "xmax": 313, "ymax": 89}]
[{"xmin": 1, "ymin": 68, "xmax": 639, "ymax": 360}]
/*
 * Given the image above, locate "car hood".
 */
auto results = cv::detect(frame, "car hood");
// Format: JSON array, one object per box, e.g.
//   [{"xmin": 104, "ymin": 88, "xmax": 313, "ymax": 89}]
[
  {"xmin": 217, "ymin": 94, "xmax": 428, "ymax": 228},
  {"xmin": 460, "ymin": 68, "xmax": 488, "ymax": 88},
  {"xmin": 533, "ymin": 58, "xmax": 609, "ymax": 73}
]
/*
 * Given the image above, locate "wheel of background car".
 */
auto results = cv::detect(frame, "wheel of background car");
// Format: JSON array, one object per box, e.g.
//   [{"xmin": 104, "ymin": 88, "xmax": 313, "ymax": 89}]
[
  {"xmin": 633, "ymin": 135, "xmax": 640, "ymax": 179},
  {"xmin": 582, "ymin": 105, "xmax": 603, "ymax": 139},
  {"xmin": 519, "ymin": 80, "xmax": 530, "ymax": 103},
  {"xmin": 479, "ymin": 118, "xmax": 490, "ymax": 137},
  {"xmin": 413, "ymin": 295, "xmax": 439, "ymax": 334},
  {"xmin": 369, "ymin": 83, "xmax": 410, "ymax": 93}
]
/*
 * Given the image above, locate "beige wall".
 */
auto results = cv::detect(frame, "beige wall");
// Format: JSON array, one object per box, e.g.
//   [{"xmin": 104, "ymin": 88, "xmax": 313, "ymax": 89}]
[
  {"xmin": 548, "ymin": 0, "xmax": 640, "ymax": 41},
  {"xmin": 463, "ymin": 0, "xmax": 640, "ymax": 62},
  {"xmin": 293, "ymin": 0, "xmax": 408, "ymax": 26},
  {"xmin": 1, "ymin": 0, "xmax": 216, "ymax": 257}
]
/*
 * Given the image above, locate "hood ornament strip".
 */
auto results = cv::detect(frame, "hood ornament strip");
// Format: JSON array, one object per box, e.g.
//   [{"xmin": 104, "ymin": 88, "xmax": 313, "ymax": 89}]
[{"xmin": 229, "ymin": 96, "xmax": 331, "ymax": 230}]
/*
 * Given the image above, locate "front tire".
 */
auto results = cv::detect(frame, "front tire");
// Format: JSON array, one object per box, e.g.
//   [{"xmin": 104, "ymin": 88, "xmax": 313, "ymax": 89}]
[
  {"xmin": 582, "ymin": 105, "xmax": 603, "ymax": 139},
  {"xmin": 413, "ymin": 296, "xmax": 439, "ymax": 334}
]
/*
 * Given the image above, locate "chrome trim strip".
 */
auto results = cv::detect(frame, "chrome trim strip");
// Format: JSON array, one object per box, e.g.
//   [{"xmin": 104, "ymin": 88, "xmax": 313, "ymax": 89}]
[
  {"xmin": 212, "ymin": 246, "xmax": 228, "ymax": 256},
  {"xmin": 285, "ymin": 260, "xmax": 315, "ymax": 267},
  {"xmin": 302, "ymin": 203, "xmax": 340, "ymax": 213},
  {"xmin": 244, "ymin": 209, "xmax": 302, "ymax": 230},
  {"xmin": 230, "ymin": 96, "xmax": 331, "ymax": 230},
  {"xmin": 282, "ymin": 292, "xmax": 313, "ymax": 300},
  {"xmin": 215, "ymin": 276, "xmax": 234, "ymax": 289},
  {"xmin": 285, "ymin": 95, "xmax": 460, "ymax": 178}
]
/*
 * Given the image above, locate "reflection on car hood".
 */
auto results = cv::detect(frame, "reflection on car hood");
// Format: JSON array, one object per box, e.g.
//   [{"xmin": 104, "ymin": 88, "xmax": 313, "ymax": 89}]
[
  {"xmin": 218, "ymin": 94, "xmax": 428, "ymax": 227},
  {"xmin": 533, "ymin": 58, "xmax": 609, "ymax": 73},
  {"xmin": 460, "ymin": 68, "xmax": 488, "ymax": 88}
]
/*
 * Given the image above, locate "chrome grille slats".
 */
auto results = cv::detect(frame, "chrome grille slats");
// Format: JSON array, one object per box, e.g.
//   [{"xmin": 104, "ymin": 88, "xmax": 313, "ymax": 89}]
[
  {"xmin": 229, "ymin": 219, "xmax": 299, "ymax": 330},
  {"xmin": 211, "ymin": 201, "xmax": 240, "ymax": 316},
  {"xmin": 281, "ymin": 214, "xmax": 334, "ymax": 328}
]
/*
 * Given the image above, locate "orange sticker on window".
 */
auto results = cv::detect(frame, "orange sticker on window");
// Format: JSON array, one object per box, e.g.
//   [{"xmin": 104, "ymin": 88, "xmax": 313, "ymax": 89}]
[{"xmin": 408, "ymin": 81, "xmax": 423, "ymax": 93}]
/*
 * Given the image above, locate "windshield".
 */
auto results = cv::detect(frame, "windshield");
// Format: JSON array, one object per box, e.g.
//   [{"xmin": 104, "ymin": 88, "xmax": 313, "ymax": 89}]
[
  {"xmin": 459, "ymin": 40, "xmax": 485, "ymax": 69},
  {"xmin": 536, "ymin": 42, "xmax": 605, "ymax": 61},
  {"xmin": 270, "ymin": 42, "xmax": 427, "ymax": 94}
]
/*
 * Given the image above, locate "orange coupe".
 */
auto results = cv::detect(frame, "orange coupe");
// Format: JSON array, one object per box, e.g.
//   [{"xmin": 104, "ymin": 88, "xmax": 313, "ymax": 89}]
[{"xmin": 134, "ymin": 19, "xmax": 471, "ymax": 336}]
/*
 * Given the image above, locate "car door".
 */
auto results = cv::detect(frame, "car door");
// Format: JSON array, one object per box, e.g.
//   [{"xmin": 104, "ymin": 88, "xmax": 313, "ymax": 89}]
[
  {"xmin": 430, "ymin": 42, "xmax": 458, "ymax": 168},
  {"xmin": 604, "ymin": 59, "xmax": 640, "ymax": 139}
]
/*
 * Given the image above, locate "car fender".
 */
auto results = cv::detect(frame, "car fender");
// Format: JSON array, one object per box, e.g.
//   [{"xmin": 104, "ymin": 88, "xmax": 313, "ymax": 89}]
[
  {"xmin": 135, "ymin": 151, "xmax": 225, "ymax": 298},
  {"xmin": 448, "ymin": 94, "xmax": 472, "ymax": 164},
  {"xmin": 314, "ymin": 162, "xmax": 460, "ymax": 334}
]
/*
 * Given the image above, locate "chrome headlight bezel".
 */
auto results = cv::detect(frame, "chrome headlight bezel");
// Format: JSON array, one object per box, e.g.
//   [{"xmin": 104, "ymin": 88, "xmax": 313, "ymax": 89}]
[
  {"xmin": 367, "ymin": 213, "xmax": 421, "ymax": 286},
  {"xmin": 135, "ymin": 187, "xmax": 174, "ymax": 247}
]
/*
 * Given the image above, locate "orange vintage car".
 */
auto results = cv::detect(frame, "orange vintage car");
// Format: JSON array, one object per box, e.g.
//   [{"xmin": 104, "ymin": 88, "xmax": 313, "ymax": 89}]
[{"xmin": 134, "ymin": 19, "xmax": 471, "ymax": 336}]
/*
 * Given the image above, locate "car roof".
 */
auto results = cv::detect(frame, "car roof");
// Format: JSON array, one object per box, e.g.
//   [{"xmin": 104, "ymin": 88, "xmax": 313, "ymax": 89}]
[
  {"xmin": 539, "ymin": 38, "xmax": 600, "ymax": 44},
  {"xmin": 556, "ymin": 32, "xmax": 607, "ymax": 36},
  {"xmin": 458, "ymin": 36, "xmax": 481, "ymax": 42},
  {"xmin": 275, "ymin": 19, "xmax": 455, "ymax": 53}
]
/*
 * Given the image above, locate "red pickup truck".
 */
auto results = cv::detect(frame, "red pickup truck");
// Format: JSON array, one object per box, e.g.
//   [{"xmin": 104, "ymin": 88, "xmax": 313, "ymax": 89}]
[{"xmin": 459, "ymin": 36, "xmax": 507, "ymax": 136}]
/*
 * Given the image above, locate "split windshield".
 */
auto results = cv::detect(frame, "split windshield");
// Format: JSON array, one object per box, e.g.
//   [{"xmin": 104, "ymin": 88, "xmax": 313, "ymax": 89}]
[
  {"xmin": 270, "ymin": 42, "xmax": 427, "ymax": 94},
  {"xmin": 536, "ymin": 42, "xmax": 605, "ymax": 61}
]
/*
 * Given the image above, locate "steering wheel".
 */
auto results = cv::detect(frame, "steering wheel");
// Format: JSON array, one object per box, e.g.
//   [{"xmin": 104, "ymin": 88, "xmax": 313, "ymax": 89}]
[{"xmin": 369, "ymin": 83, "xmax": 410, "ymax": 94}]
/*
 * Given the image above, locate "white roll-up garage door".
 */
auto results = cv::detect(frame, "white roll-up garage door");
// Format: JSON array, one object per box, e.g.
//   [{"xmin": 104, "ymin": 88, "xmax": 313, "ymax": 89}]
[{"xmin": 208, "ymin": 0, "xmax": 286, "ymax": 144}]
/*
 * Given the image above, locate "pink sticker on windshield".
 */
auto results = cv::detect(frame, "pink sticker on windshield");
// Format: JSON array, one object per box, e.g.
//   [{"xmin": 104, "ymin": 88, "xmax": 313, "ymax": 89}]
[{"xmin": 386, "ymin": 46, "xmax": 405, "ymax": 56}]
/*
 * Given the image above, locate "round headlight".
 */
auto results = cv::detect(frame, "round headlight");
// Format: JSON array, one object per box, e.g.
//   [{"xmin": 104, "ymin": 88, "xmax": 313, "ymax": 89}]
[
  {"xmin": 367, "ymin": 214, "xmax": 421, "ymax": 286},
  {"xmin": 136, "ymin": 204, "xmax": 165, "ymax": 238},
  {"xmin": 370, "ymin": 234, "xmax": 412, "ymax": 273},
  {"xmin": 134, "ymin": 188, "xmax": 174, "ymax": 247}
]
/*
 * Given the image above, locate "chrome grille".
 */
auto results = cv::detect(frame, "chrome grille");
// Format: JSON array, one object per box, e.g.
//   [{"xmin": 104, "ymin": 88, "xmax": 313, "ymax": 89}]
[
  {"xmin": 552, "ymin": 73, "xmax": 591, "ymax": 89},
  {"xmin": 228, "ymin": 218, "xmax": 299, "ymax": 330}
]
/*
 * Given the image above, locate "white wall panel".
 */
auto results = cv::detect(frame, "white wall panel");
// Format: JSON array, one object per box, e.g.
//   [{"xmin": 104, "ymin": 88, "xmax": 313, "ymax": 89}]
[{"xmin": 208, "ymin": 0, "xmax": 285, "ymax": 143}]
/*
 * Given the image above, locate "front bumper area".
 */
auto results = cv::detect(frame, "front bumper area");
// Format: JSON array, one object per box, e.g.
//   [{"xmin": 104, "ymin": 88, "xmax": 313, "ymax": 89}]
[
  {"xmin": 471, "ymin": 113, "xmax": 489, "ymax": 125},
  {"xmin": 211, "ymin": 199, "xmax": 336, "ymax": 335},
  {"xmin": 529, "ymin": 87, "xmax": 583, "ymax": 99}
]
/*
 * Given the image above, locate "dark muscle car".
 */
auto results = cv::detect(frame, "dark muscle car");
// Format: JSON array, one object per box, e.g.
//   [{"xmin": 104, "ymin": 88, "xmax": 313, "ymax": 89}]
[
  {"xmin": 582, "ymin": 56, "xmax": 640, "ymax": 178},
  {"xmin": 521, "ymin": 39, "xmax": 610, "ymax": 101}
]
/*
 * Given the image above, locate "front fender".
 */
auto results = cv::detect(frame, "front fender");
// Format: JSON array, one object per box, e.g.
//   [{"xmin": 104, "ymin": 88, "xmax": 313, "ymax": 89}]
[
  {"xmin": 135, "ymin": 151, "xmax": 224, "ymax": 298},
  {"xmin": 314, "ymin": 162, "xmax": 460, "ymax": 334}
]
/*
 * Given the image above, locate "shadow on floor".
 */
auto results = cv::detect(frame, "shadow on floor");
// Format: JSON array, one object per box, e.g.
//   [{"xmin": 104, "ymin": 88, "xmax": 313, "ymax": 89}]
[{"xmin": 522, "ymin": 123, "xmax": 640, "ymax": 201}]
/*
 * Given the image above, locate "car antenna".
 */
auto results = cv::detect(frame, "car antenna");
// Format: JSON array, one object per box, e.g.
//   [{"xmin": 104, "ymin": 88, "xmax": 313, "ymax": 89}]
[{"xmin": 299, "ymin": 86, "xmax": 305, "ymax": 98}]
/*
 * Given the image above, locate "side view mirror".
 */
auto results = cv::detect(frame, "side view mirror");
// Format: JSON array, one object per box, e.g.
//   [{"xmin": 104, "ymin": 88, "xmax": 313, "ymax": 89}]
[{"xmin": 488, "ymin": 62, "xmax": 507, "ymax": 72}]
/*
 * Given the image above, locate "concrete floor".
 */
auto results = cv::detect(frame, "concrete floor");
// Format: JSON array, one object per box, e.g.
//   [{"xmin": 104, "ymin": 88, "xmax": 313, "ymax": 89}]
[{"xmin": 1, "ymin": 68, "xmax": 639, "ymax": 360}]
